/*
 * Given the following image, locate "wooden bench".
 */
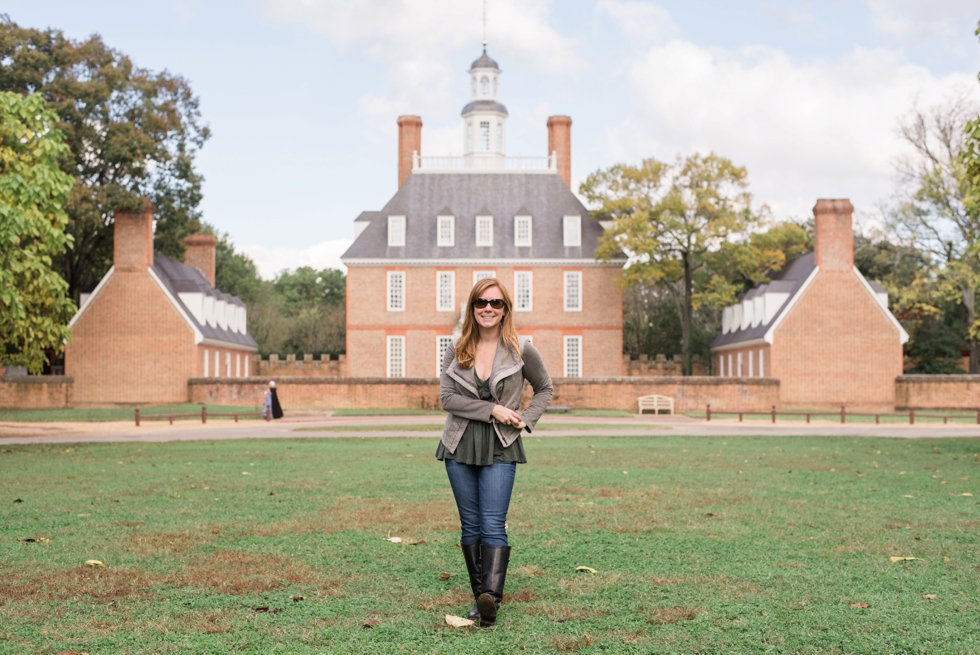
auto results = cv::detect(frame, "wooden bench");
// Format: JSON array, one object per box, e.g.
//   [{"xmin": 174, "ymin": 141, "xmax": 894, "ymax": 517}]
[
  {"xmin": 637, "ymin": 394, "xmax": 674, "ymax": 415},
  {"xmin": 546, "ymin": 405, "xmax": 573, "ymax": 413}
]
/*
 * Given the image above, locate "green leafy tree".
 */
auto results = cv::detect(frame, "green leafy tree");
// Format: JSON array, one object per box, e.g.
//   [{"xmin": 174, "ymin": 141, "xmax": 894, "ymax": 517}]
[
  {"xmin": 960, "ymin": 22, "xmax": 980, "ymax": 346},
  {"xmin": 212, "ymin": 230, "xmax": 261, "ymax": 305},
  {"xmin": 583, "ymin": 153, "xmax": 762, "ymax": 374},
  {"xmin": 0, "ymin": 92, "xmax": 75, "ymax": 373},
  {"xmin": 272, "ymin": 267, "xmax": 346, "ymax": 356},
  {"xmin": 0, "ymin": 15, "xmax": 210, "ymax": 299}
]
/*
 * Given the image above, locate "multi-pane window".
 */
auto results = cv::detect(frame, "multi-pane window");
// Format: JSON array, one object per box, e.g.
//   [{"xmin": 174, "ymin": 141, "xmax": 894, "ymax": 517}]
[
  {"xmin": 480, "ymin": 76, "xmax": 489, "ymax": 96},
  {"xmin": 564, "ymin": 336, "xmax": 582, "ymax": 378},
  {"xmin": 388, "ymin": 215, "xmax": 406, "ymax": 247},
  {"xmin": 215, "ymin": 350, "xmax": 220, "ymax": 378},
  {"xmin": 737, "ymin": 352, "xmax": 743, "ymax": 377},
  {"xmin": 748, "ymin": 350, "xmax": 754, "ymax": 377},
  {"xmin": 387, "ymin": 336, "xmax": 405, "ymax": 378},
  {"xmin": 514, "ymin": 271, "xmax": 532, "ymax": 311},
  {"xmin": 497, "ymin": 122, "xmax": 503, "ymax": 152},
  {"xmin": 563, "ymin": 215, "xmax": 582, "ymax": 247},
  {"xmin": 717, "ymin": 354, "xmax": 724, "ymax": 377},
  {"xmin": 514, "ymin": 215, "xmax": 532, "ymax": 247},
  {"xmin": 473, "ymin": 270, "xmax": 496, "ymax": 285},
  {"xmin": 225, "ymin": 352, "xmax": 231, "ymax": 377},
  {"xmin": 564, "ymin": 271, "xmax": 582, "ymax": 311},
  {"xmin": 245, "ymin": 355, "xmax": 249, "ymax": 377},
  {"xmin": 437, "ymin": 271, "xmax": 455, "ymax": 312},
  {"xmin": 475, "ymin": 215, "xmax": 493, "ymax": 247},
  {"xmin": 437, "ymin": 215, "xmax": 455, "ymax": 247},
  {"xmin": 436, "ymin": 335, "xmax": 454, "ymax": 376},
  {"xmin": 759, "ymin": 350, "xmax": 764, "ymax": 377},
  {"xmin": 471, "ymin": 76, "xmax": 476, "ymax": 97},
  {"xmin": 466, "ymin": 122, "xmax": 473, "ymax": 153},
  {"xmin": 727, "ymin": 354, "xmax": 733, "ymax": 378},
  {"xmin": 204, "ymin": 349, "xmax": 209, "ymax": 377},
  {"xmin": 493, "ymin": 77, "xmax": 498, "ymax": 97},
  {"xmin": 479, "ymin": 121, "xmax": 490, "ymax": 151},
  {"xmin": 387, "ymin": 271, "xmax": 405, "ymax": 311},
  {"xmin": 236, "ymin": 353, "xmax": 241, "ymax": 377}
]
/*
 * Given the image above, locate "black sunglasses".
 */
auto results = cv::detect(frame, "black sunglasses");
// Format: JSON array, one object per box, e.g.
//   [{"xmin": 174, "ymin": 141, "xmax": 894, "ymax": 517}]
[{"xmin": 473, "ymin": 297, "xmax": 506, "ymax": 310}]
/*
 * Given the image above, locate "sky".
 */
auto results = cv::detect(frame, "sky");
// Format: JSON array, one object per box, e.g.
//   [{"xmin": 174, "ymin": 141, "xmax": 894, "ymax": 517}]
[{"xmin": 7, "ymin": 0, "xmax": 980, "ymax": 278}]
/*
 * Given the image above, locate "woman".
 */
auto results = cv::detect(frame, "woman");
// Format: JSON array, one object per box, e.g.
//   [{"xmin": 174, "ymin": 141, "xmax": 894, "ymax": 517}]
[
  {"xmin": 263, "ymin": 380, "xmax": 283, "ymax": 420},
  {"xmin": 438, "ymin": 277, "xmax": 553, "ymax": 627}
]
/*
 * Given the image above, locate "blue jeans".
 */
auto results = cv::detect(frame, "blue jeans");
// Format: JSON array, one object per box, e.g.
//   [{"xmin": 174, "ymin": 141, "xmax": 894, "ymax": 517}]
[{"xmin": 445, "ymin": 459, "xmax": 516, "ymax": 548}]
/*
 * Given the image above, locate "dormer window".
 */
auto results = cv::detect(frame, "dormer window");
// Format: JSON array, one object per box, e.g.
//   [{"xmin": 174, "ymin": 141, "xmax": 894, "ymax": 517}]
[
  {"xmin": 437, "ymin": 215, "xmax": 455, "ymax": 247},
  {"xmin": 475, "ymin": 215, "xmax": 493, "ymax": 247},
  {"xmin": 388, "ymin": 215, "xmax": 406, "ymax": 247},
  {"xmin": 514, "ymin": 215, "xmax": 532, "ymax": 247},
  {"xmin": 563, "ymin": 215, "xmax": 582, "ymax": 247},
  {"xmin": 480, "ymin": 76, "xmax": 489, "ymax": 96}
]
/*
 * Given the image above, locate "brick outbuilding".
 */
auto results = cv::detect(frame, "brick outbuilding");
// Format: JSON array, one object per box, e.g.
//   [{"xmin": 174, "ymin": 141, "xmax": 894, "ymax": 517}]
[
  {"xmin": 711, "ymin": 199, "xmax": 908, "ymax": 411},
  {"xmin": 65, "ymin": 204, "xmax": 257, "ymax": 406}
]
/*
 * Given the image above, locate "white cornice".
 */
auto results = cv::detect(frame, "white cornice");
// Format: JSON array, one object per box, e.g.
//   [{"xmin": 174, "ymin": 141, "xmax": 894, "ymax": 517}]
[
  {"xmin": 342, "ymin": 258, "xmax": 623, "ymax": 268},
  {"xmin": 68, "ymin": 266, "xmax": 114, "ymax": 330},
  {"xmin": 712, "ymin": 337, "xmax": 767, "ymax": 351},
  {"xmin": 200, "ymin": 337, "xmax": 258, "ymax": 352}
]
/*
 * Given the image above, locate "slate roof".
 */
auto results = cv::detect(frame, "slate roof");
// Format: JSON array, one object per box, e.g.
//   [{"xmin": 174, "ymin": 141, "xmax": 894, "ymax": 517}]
[
  {"xmin": 470, "ymin": 49, "xmax": 499, "ymax": 70},
  {"xmin": 152, "ymin": 253, "xmax": 258, "ymax": 349},
  {"xmin": 711, "ymin": 252, "xmax": 815, "ymax": 349},
  {"xmin": 461, "ymin": 100, "xmax": 509, "ymax": 116},
  {"xmin": 341, "ymin": 173, "xmax": 623, "ymax": 262}
]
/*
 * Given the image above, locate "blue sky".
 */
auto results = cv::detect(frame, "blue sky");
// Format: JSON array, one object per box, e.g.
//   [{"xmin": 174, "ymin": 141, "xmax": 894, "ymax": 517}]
[{"xmin": 7, "ymin": 1, "xmax": 980, "ymax": 277}]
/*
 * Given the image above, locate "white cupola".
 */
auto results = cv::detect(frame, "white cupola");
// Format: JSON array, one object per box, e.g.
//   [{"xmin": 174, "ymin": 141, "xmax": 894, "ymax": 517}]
[{"xmin": 462, "ymin": 46, "xmax": 507, "ymax": 164}]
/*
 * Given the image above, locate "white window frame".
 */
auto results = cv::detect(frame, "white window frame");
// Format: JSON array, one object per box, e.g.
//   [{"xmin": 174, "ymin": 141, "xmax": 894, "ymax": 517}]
[
  {"xmin": 564, "ymin": 271, "xmax": 582, "ymax": 312},
  {"xmin": 387, "ymin": 336, "xmax": 405, "ymax": 378},
  {"xmin": 748, "ymin": 350, "xmax": 754, "ymax": 377},
  {"xmin": 204, "ymin": 349, "xmax": 209, "ymax": 377},
  {"xmin": 387, "ymin": 271, "xmax": 406, "ymax": 312},
  {"xmin": 759, "ymin": 350, "xmax": 764, "ymax": 377},
  {"xmin": 727, "ymin": 353, "xmax": 733, "ymax": 378},
  {"xmin": 514, "ymin": 215, "xmax": 532, "ymax": 247},
  {"xmin": 245, "ymin": 354, "xmax": 249, "ymax": 377},
  {"xmin": 737, "ymin": 352, "xmax": 743, "ymax": 377},
  {"xmin": 387, "ymin": 215, "xmax": 406, "ymax": 247},
  {"xmin": 496, "ymin": 121, "xmax": 503, "ymax": 152},
  {"xmin": 236, "ymin": 353, "xmax": 241, "ymax": 378},
  {"xmin": 718, "ymin": 354, "xmax": 724, "ymax": 377},
  {"xmin": 563, "ymin": 215, "xmax": 582, "ymax": 247},
  {"xmin": 437, "ymin": 215, "xmax": 455, "ymax": 247},
  {"xmin": 466, "ymin": 122, "xmax": 473, "ymax": 153},
  {"xmin": 513, "ymin": 271, "xmax": 533, "ymax": 311},
  {"xmin": 479, "ymin": 120, "xmax": 490, "ymax": 151},
  {"xmin": 214, "ymin": 350, "xmax": 220, "ymax": 378},
  {"xmin": 436, "ymin": 335, "xmax": 454, "ymax": 377},
  {"xmin": 473, "ymin": 270, "xmax": 496, "ymax": 285},
  {"xmin": 436, "ymin": 271, "xmax": 455, "ymax": 312},
  {"xmin": 564, "ymin": 335, "xmax": 582, "ymax": 378},
  {"xmin": 475, "ymin": 215, "xmax": 493, "ymax": 247},
  {"xmin": 226, "ymin": 352, "xmax": 231, "ymax": 377}
]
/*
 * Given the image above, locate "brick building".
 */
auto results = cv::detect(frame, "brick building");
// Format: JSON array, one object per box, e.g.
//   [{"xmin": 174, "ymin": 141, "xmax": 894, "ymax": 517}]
[
  {"xmin": 711, "ymin": 199, "xmax": 908, "ymax": 410},
  {"xmin": 341, "ymin": 49, "xmax": 624, "ymax": 379},
  {"xmin": 66, "ymin": 204, "xmax": 258, "ymax": 405}
]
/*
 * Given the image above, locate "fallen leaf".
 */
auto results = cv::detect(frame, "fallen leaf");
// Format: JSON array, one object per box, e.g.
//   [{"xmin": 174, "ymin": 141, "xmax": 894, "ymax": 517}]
[
  {"xmin": 903, "ymin": 495, "xmax": 913, "ymax": 498},
  {"xmin": 960, "ymin": 493, "xmax": 973, "ymax": 497},
  {"xmin": 241, "ymin": 472, "xmax": 250, "ymax": 475},
  {"xmin": 211, "ymin": 529, "xmax": 220, "ymax": 534},
  {"xmin": 292, "ymin": 595, "xmax": 306, "ymax": 602},
  {"xmin": 170, "ymin": 494, "xmax": 182, "ymax": 499},
  {"xmin": 790, "ymin": 563, "xmax": 808, "ymax": 569},
  {"xmin": 576, "ymin": 566, "xmax": 597, "ymax": 573},
  {"xmin": 439, "ymin": 572, "xmax": 451, "ymax": 580},
  {"xmin": 444, "ymin": 614, "xmax": 475, "ymax": 628},
  {"xmin": 943, "ymin": 557, "xmax": 951, "ymax": 562},
  {"xmin": 269, "ymin": 492, "xmax": 275, "ymax": 496},
  {"xmin": 76, "ymin": 513, "xmax": 90, "ymax": 517},
  {"xmin": 252, "ymin": 606, "xmax": 269, "ymax": 612},
  {"xmin": 849, "ymin": 602, "xmax": 869, "ymax": 608},
  {"xmin": 386, "ymin": 537, "xmax": 403, "ymax": 543},
  {"xmin": 13, "ymin": 498, "xmax": 23, "ymax": 503},
  {"xmin": 270, "ymin": 608, "xmax": 282, "ymax": 614},
  {"xmin": 18, "ymin": 537, "xmax": 51, "ymax": 543},
  {"xmin": 889, "ymin": 557, "xmax": 921, "ymax": 562},
  {"xmin": 84, "ymin": 560, "xmax": 106, "ymax": 568},
  {"xmin": 361, "ymin": 619, "xmax": 380, "ymax": 628},
  {"xmin": 55, "ymin": 651, "xmax": 90, "ymax": 655},
  {"xmin": 921, "ymin": 594, "xmax": 937, "ymax": 599}
]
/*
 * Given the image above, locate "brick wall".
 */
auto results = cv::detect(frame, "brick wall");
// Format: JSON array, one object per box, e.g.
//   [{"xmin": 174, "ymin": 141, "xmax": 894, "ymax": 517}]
[
  {"xmin": 772, "ymin": 270, "xmax": 903, "ymax": 411},
  {"xmin": 624, "ymin": 354, "xmax": 708, "ymax": 376},
  {"xmin": 189, "ymin": 376, "xmax": 778, "ymax": 412},
  {"xmin": 0, "ymin": 377, "xmax": 73, "ymax": 409},
  {"xmin": 715, "ymin": 345, "xmax": 770, "ymax": 378},
  {"xmin": 346, "ymin": 264, "xmax": 623, "ymax": 379},
  {"xmin": 252, "ymin": 354, "xmax": 346, "ymax": 377},
  {"xmin": 895, "ymin": 375, "xmax": 980, "ymax": 410},
  {"xmin": 66, "ymin": 271, "xmax": 198, "ymax": 405}
]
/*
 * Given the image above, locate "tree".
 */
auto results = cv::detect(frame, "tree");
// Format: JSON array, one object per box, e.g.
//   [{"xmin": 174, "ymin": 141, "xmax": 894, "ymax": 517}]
[
  {"xmin": 213, "ymin": 230, "xmax": 262, "ymax": 305},
  {"xmin": 0, "ymin": 92, "xmax": 75, "ymax": 373},
  {"xmin": 272, "ymin": 267, "xmax": 346, "ymax": 356},
  {"xmin": 0, "ymin": 15, "xmax": 210, "ymax": 300},
  {"xmin": 960, "ymin": 21, "xmax": 980, "ymax": 346},
  {"xmin": 583, "ymin": 153, "xmax": 763, "ymax": 374}
]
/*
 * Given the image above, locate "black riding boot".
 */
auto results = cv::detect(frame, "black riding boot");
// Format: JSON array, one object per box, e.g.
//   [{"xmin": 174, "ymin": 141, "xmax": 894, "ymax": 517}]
[
  {"xmin": 460, "ymin": 540, "xmax": 482, "ymax": 621},
  {"xmin": 476, "ymin": 545, "xmax": 511, "ymax": 627}
]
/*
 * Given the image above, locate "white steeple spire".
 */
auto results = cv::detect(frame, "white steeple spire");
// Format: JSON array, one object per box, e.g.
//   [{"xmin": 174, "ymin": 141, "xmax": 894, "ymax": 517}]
[{"xmin": 462, "ymin": 47, "xmax": 507, "ymax": 163}]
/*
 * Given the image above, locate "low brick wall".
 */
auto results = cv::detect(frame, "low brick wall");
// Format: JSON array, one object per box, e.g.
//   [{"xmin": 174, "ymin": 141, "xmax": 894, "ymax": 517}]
[
  {"xmin": 188, "ymin": 376, "xmax": 779, "ymax": 412},
  {"xmin": 0, "ymin": 376, "xmax": 74, "ymax": 409},
  {"xmin": 895, "ymin": 375, "xmax": 980, "ymax": 410},
  {"xmin": 252, "ymin": 354, "xmax": 346, "ymax": 377}
]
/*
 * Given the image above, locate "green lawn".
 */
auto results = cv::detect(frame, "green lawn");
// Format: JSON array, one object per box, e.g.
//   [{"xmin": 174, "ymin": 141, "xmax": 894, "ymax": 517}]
[
  {"xmin": 296, "ymin": 423, "xmax": 667, "ymax": 432},
  {"xmin": 1, "ymin": 435, "xmax": 978, "ymax": 653},
  {"xmin": 685, "ymin": 409, "xmax": 980, "ymax": 425},
  {"xmin": 0, "ymin": 404, "xmax": 263, "ymax": 423},
  {"xmin": 331, "ymin": 409, "xmax": 635, "ymax": 418}
]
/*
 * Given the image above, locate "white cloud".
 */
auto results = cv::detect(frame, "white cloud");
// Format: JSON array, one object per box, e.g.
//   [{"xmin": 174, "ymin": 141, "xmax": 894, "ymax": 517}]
[
  {"xmin": 604, "ymin": 38, "xmax": 978, "ymax": 220},
  {"xmin": 596, "ymin": 0, "xmax": 679, "ymax": 44},
  {"xmin": 865, "ymin": 0, "xmax": 978, "ymax": 44},
  {"xmin": 240, "ymin": 238, "xmax": 353, "ymax": 279}
]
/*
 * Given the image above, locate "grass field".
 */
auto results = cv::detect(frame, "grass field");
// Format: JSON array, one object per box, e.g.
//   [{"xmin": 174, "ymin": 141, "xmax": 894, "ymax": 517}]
[
  {"xmin": 295, "ymin": 423, "xmax": 668, "ymax": 432},
  {"xmin": 0, "ymin": 404, "xmax": 262, "ymax": 423},
  {"xmin": 1, "ymin": 434, "xmax": 978, "ymax": 653}
]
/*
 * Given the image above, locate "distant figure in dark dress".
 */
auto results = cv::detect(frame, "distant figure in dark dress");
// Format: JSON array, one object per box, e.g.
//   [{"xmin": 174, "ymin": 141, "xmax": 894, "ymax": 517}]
[{"xmin": 264, "ymin": 380, "xmax": 283, "ymax": 420}]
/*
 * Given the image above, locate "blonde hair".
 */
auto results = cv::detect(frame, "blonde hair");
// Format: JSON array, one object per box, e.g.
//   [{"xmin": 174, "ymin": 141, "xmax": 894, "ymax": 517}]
[{"xmin": 455, "ymin": 278, "xmax": 521, "ymax": 369}]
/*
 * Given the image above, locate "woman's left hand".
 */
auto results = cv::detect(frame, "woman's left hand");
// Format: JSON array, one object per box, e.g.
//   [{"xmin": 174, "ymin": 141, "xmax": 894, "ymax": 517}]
[{"xmin": 491, "ymin": 405, "xmax": 526, "ymax": 429}]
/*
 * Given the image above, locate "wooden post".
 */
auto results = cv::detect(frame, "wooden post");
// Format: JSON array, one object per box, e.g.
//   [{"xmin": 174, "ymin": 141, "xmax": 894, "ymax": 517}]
[
  {"xmin": 771, "ymin": 405, "xmax": 776, "ymax": 424},
  {"xmin": 840, "ymin": 405, "xmax": 845, "ymax": 424},
  {"xmin": 135, "ymin": 408, "xmax": 140, "ymax": 427},
  {"xmin": 202, "ymin": 406, "xmax": 207, "ymax": 424},
  {"xmin": 910, "ymin": 409, "xmax": 914, "ymax": 425},
  {"xmin": 706, "ymin": 404, "xmax": 711, "ymax": 421}
]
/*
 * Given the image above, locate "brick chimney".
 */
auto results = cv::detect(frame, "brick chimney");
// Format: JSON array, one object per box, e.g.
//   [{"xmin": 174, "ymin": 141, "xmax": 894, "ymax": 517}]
[
  {"xmin": 113, "ymin": 201, "xmax": 155, "ymax": 272},
  {"xmin": 183, "ymin": 233, "xmax": 217, "ymax": 287},
  {"xmin": 397, "ymin": 115, "xmax": 422, "ymax": 188},
  {"xmin": 547, "ymin": 115, "xmax": 572, "ymax": 187},
  {"xmin": 813, "ymin": 199, "xmax": 854, "ymax": 272}
]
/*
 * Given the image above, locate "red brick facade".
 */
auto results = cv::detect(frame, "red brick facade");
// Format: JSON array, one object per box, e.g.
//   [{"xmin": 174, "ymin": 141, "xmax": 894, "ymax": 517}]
[{"xmin": 547, "ymin": 116, "xmax": 572, "ymax": 187}]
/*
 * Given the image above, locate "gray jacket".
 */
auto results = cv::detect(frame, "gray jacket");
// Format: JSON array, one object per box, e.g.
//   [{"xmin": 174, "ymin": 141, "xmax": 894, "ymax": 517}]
[{"xmin": 440, "ymin": 337, "xmax": 554, "ymax": 454}]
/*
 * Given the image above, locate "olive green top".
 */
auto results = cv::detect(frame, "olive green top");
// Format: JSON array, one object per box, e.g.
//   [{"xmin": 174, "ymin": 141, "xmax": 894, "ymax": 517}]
[{"xmin": 436, "ymin": 373, "xmax": 527, "ymax": 466}]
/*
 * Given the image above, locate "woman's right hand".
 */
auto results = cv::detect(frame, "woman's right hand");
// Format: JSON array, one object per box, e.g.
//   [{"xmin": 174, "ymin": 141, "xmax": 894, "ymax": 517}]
[{"xmin": 491, "ymin": 404, "xmax": 526, "ymax": 429}]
